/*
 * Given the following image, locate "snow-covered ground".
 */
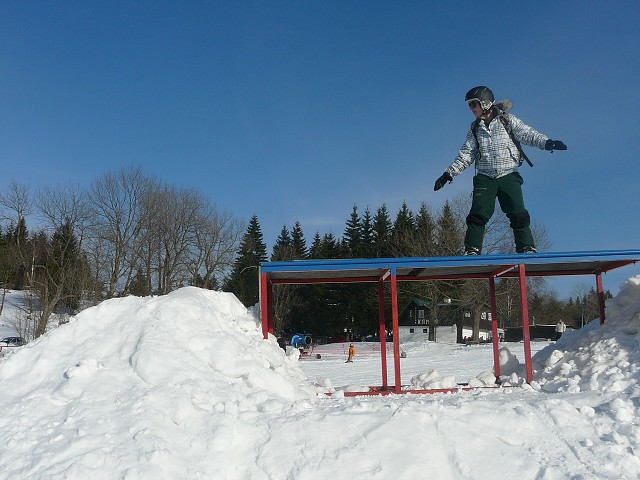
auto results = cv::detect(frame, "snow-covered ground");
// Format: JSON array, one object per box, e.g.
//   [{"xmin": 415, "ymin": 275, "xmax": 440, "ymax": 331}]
[
  {"xmin": 296, "ymin": 338, "xmax": 549, "ymax": 391},
  {"xmin": 1, "ymin": 278, "xmax": 640, "ymax": 479}
]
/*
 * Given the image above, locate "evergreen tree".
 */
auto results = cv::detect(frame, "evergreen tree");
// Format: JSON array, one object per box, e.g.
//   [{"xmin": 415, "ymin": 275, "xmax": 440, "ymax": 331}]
[
  {"xmin": 268, "ymin": 224, "xmax": 303, "ymax": 336},
  {"xmin": 0, "ymin": 227, "xmax": 9, "ymax": 288},
  {"xmin": 224, "ymin": 215, "xmax": 267, "ymax": 307},
  {"xmin": 361, "ymin": 207, "xmax": 375, "ymax": 258},
  {"xmin": 320, "ymin": 232, "xmax": 341, "ymax": 258},
  {"xmin": 14, "ymin": 217, "xmax": 29, "ymax": 252},
  {"xmin": 390, "ymin": 201, "xmax": 415, "ymax": 257},
  {"xmin": 129, "ymin": 270, "xmax": 151, "ymax": 296},
  {"xmin": 340, "ymin": 205, "xmax": 377, "ymax": 339},
  {"xmin": 342, "ymin": 205, "xmax": 362, "ymax": 258},
  {"xmin": 291, "ymin": 221, "xmax": 308, "ymax": 259},
  {"xmin": 414, "ymin": 202, "xmax": 437, "ymax": 256},
  {"xmin": 394, "ymin": 201, "xmax": 414, "ymax": 233},
  {"xmin": 48, "ymin": 221, "xmax": 86, "ymax": 310},
  {"xmin": 0, "ymin": 226, "xmax": 9, "ymax": 292},
  {"xmin": 271, "ymin": 225, "xmax": 293, "ymax": 261},
  {"xmin": 309, "ymin": 232, "xmax": 322, "ymax": 259},
  {"xmin": 436, "ymin": 201, "xmax": 463, "ymax": 256},
  {"xmin": 9, "ymin": 218, "xmax": 30, "ymax": 289},
  {"xmin": 292, "ymin": 231, "xmax": 346, "ymax": 336},
  {"xmin": 373, "ymin": 204, "xmax": 392, "ymax": 257},
  {"xmin": 190, "ymin": 272, "xmax": 219, "ymax": 290},
  {"xmin": 352, "ymin": 206, "xmax": 384, "ymax": 337},
  {"xmin": 298, "ymin": 232, "xmax": 330, "ymax": 335}
]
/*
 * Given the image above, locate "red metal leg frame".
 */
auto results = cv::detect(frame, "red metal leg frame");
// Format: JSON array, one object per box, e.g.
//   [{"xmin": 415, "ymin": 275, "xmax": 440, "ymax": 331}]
[
  {"xmin": 518, "ymin": 265, "xmax": 533, "ymax": 383},
  {"xmin": 260, "ymin": 273, "xmax": 273, "ymax": 339},
  {"xmin": 489, "ymin": 277, "xmax": 501, "ymax": 378},
  {"xmin": 378, "ymin": 274, "xmax": 388, "ymax": 390},
  {"xmin": 596, "ymin": 273, "xmax": 606, "ymax": 324},
  {"xmin": 390, "ymin": 269, "xmax": 402, "ymax": 393}
]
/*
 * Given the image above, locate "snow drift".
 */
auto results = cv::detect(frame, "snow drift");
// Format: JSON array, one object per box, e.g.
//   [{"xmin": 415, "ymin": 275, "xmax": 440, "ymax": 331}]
[
  {"xmin": 535, "ymin": 275, "xmax": 640, "ymax": 394},
  {"xmin": 2, "ymin": 276, "xmax": 640, "ymax": 478},
  {"xmin": 0, "ymin": 287, "xmax": 314, "ymax": 478}
]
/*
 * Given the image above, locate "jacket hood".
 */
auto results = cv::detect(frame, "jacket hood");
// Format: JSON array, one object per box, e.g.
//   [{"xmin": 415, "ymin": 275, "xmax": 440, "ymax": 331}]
[{"xmin": 495, "ymin": 99, "xmax": 512, "ymax": 111}]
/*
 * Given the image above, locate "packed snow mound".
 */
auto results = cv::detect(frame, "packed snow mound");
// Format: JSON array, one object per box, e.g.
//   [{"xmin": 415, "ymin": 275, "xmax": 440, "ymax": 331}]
[
  {"xmin": 498, "ymin": 346, "xmax": 520, "ymax": 376},
  {"xmin": 534, "ymin": 275, "xmax": 640, "ymax": 393},
  {"xmin": 410, "ymin": 369, "xmax": 456, "ymax": 390},
  {"xmin": 0, "ymin": 287, "xmax": 315, "ymax": 478}
]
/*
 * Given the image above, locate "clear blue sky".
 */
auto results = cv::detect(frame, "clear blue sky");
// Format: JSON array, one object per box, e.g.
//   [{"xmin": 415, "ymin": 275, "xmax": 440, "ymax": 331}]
[{"xmin": 1, "ymin": 1, "xmax": 639, "ymax": 298}]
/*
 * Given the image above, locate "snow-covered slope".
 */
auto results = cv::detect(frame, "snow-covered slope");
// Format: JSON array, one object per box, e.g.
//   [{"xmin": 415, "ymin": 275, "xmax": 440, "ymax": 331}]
[{"xmin": 1, "ymin": 278, "xmax": 640, "ymax": 479}]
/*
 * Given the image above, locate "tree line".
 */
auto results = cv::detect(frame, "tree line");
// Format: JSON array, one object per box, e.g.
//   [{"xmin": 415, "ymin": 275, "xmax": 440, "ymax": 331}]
[
  {"xmin": 0, "ymin": 167, "xmax": 243, "ymax": 339},
  {"xmin": 0, "ymin": 169, "xmax": 606, "ymax": 342},
  {"xmin": 223, "ymin": 200, "xmax": 607, "ymax": 341}
]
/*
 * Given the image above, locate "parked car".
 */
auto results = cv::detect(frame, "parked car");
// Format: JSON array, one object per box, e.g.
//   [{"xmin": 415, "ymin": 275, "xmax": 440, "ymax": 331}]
[{"xmin": 0, "ymin": 337, "xmax": 26, "ymax": 347}]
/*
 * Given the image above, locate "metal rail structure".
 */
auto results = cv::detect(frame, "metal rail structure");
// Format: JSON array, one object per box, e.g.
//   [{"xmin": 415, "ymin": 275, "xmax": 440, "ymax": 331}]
[{"xmin": 260, "ymin": 250, "xmax": 640, "ymax": 395}]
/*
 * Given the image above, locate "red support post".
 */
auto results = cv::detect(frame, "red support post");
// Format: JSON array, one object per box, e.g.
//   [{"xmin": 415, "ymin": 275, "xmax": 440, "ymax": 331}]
[
  {"xmin": 260, "ymin": 272, "xmax": 270, "ymax": 339},
  {"xmin": 267, "ymin": 280, "xmax": 274, "ymax": 335},
  {"xmin": 489, "ymin": 277, "xmax": 501, "ymax": 378},
  {"xmin": 390, "ymin": 269, "xmax": 402, "ymax": 393},
  {"xmin": 378, "ymin": 274, "xmax": 389, "ymax": 390},
  {"xmin": 260, "ymin": 272, "xmax": 275, "ymax": 339},
  {"xmin": 596, "ymin": 272, "xmax": 606, "ymax": 324},
  {"xmin": 518, "ymin": 264, "xmax": 533, "ymax": 383}
]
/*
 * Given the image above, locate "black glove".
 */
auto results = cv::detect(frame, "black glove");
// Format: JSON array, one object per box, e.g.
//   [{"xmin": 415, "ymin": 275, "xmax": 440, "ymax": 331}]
[
  {"xmin": 434, "ymin": 172, "xmax": 453, "ymax": 191},
  {"xmin": 545, "ymin": 139, "xmax": 567, "ymax": 151}
]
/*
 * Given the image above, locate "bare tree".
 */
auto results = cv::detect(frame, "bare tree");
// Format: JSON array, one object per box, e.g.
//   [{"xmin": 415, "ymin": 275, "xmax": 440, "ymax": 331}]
[
  {"xmin": 0, "ymin": 182, "xmax": 33, "ymax": 289},
  {"xmin": 269, "ymin": 241, "xmax": 302, "ymax": 336},
  {"xmin": 29, "ymin": 184, "xmax": 92, "ymax": 337},
  {"xmin": 271, "ymin": 283, "xmax": 301, "ymax": 336},
  {"xmin": 0, "ymin": 170, "xmax": 246, "ymax": 343},
  {"xmin": 10, "ymin": 292, "xmax": 38, "ymax": 341},
  {"xmin": 188, "ymin": 204, "xmax": 244, "ymax": 289},
  {"xmin": 0, "ymin": 183, "xmax": 34, "ymax": 328},
  {"xmin": 144, "ymin": 185, "xmax": 210, "ymax": 294},
  {"xmin": 0, "ymin": 181, "xmax": 32, "ymax": 228},
  {"xmin": 572, "ymin": 282, "xmax": 601, "ymax": 327},
  {"xmin": 86, "ymin": 167, "xmax": 155, "ymax": 298}
]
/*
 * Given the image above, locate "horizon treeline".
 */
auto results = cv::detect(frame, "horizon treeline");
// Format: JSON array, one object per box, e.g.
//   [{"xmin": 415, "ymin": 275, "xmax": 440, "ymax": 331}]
[
  {"xmin": 0, "ymin": 167, "xmax": 244, "ymax": 339},
  {"xmin": 0, "ymin": 167, "xmax": 605, "ymax": 341},
  {"xmin": 223, "ymin": 203, "xmax": 606, "ymax": 340}
]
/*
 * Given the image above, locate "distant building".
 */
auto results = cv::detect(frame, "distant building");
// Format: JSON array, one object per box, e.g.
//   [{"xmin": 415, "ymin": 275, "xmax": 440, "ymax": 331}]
[
  {"xmin": 398, "ymin": 298, "xmax": 462, "ymax": 344},
  {"xmin": 504, "ymin": 324, "xmax": 557, "ymax": 342},
  {"xmin": 398, "ymin": 298, "xmax": 504, "ymax": 344},
  {"xmin": 460, "ymin": 313, "xmax": 494, "ymax": 343}
]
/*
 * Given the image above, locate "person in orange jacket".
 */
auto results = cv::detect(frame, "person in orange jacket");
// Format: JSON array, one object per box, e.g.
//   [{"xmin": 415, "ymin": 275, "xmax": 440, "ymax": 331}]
[{"xmin": 346, "ymin": 343, "xmax": 355, "ymax": 363}]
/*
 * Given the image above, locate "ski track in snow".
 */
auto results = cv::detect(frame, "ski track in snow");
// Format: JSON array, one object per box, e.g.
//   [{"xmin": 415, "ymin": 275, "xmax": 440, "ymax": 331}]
[{"xmin": 295, "ymin": 337, "xmax": 640, "ymax": 480}]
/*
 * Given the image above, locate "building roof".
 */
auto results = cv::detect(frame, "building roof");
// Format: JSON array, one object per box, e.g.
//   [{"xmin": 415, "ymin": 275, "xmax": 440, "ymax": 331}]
[
  {"xmin": 408, "ymin": 298, "xmax": 430, "ymax": 308},
  {"xmin": 260, "ymin": 250, "xmax": 640, "ymax": 284}
]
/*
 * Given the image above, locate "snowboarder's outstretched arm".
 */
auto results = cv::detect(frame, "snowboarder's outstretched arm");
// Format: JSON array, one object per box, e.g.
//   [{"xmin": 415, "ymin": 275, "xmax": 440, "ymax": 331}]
[
  {"xmin": 434, "ymin": 129, "xmax": 477, "ymax": 191},
  {"xmin": 508, "ymin": 113, "xmax": 567, "ymax": 152}
]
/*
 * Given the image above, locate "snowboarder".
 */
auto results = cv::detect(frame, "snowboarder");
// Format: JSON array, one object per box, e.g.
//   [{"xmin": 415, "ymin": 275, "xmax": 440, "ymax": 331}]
[
  {"xmin": 434, "ymin": 86, "xmax": 567, "ymax": 255},
  {"xmin": 346, "ymin": 343, "xmax": 355, "ymax": 363}
]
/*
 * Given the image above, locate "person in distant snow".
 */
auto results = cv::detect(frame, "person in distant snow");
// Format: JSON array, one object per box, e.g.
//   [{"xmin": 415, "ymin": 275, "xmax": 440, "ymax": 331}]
[
  {"xmin": 346, "ymin": 343, "xmax": 355, "ymax": 363},
  {"xmin": 434, "ymin": 86, "xmax": 567, "ymax": 256},
  {"xmin": 555, "ymin": 320, "xmax": 566, "ymax": 340}
]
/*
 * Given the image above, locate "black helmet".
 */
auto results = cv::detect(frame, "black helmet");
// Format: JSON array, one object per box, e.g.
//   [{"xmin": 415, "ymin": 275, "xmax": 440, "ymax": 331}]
[{"xmin": 465, "ymin": 86, "xmax": 494, "ymax": 111}]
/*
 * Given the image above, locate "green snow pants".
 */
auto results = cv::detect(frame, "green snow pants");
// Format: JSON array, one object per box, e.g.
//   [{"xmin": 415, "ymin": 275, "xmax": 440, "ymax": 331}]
[{"xmin": 464, "ymin": 172, "xmax": 535, "ymax": 253}]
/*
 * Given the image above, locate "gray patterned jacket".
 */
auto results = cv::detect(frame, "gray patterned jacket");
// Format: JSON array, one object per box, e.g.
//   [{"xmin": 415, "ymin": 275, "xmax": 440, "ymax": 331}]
[{"xmin": 446, "ymin": 112, "xmax": 548, "ymax": 179}]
